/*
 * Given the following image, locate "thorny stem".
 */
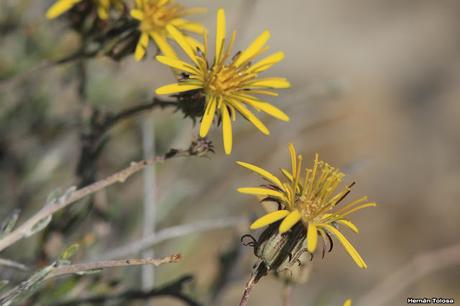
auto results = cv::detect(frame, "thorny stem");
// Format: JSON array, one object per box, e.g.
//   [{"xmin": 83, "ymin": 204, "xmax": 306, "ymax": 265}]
[
  {"xmin": 239, "ymin": 273, "xmax": 257, "ymax": 306},
  {"xmin": 0, "ymin": 145, "xmax": 198, "ymax": 253}
]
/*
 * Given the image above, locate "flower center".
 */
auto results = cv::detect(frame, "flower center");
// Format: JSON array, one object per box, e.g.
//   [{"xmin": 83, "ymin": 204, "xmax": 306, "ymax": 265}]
[
  {"xmin": 204, "ymin": 63, "xmax": 253, "ymax": 97},
  {"xmin": 140, "ymin": 3, "xmax": 181, "ymax": 33}
]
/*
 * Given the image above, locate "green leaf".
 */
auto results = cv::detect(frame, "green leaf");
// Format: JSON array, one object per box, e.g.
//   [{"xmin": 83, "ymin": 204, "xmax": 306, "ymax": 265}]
[{"xmin": 59, "ymin": 244, "xmax": 80, "ymax": 260}]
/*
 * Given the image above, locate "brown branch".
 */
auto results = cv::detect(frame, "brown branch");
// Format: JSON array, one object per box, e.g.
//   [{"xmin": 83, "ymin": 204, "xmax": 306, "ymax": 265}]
[
  {"xmin": 0, "ymin": 147, "xmax": 193, "ymax": 253},
  {"xmin": 48, "ymin": 254, "xmax": 181, "ymax": 279},
  {"xmin": 356, "ymin": 242, "xmax": 460, "ymax": 306}
]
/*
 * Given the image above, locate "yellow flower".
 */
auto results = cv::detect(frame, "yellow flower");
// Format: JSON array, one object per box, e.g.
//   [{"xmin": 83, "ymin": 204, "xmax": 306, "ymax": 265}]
[
  {"xmin": 344, "ymin": 299, "xmax": 352, "ymax": 306},
  {"xmin": 130, "ymin": 0, "xmax": 206, "ymax": 60},
  {"xmin": 237, "ymin": 144, "xmax": 376, "ymax": 268},
  {"xmin": 46, "ymin": 0, "xmax": 124, "ymax": 20},
  {"xmin": 155, "ymin": 9, "xmax": 290, "ymax": 154}
]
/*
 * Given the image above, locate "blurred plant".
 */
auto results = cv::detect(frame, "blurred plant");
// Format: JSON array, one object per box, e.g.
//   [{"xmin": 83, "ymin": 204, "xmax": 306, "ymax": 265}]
[
  {"xmin": 155, "ymin": 9, "xmax": 290, "ymax": 154},
  {"xmin": 46, "ymin": 0, "xmax": 125, "ymax": 20},
  {"xmin": 130, "ymin": 0, "xmax": 206, "ymax": 60},
  {"xmin": 237, "ymin": 143, "xmax": 376, "ymax": 305}
]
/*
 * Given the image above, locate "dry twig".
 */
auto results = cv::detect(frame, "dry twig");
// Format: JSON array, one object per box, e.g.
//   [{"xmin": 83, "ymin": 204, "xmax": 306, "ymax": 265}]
[
  {"xmin": 48, "ymin": 254, "xmax": 181, "ymax": 279},
  {"xmin": 0, "ymin": 147, "xmax": 193, "ymax": 253}
]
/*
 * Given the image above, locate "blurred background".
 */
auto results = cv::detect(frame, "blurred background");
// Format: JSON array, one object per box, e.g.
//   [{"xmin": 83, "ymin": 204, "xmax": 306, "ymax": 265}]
[{"xmin": 1, "ymin": 0, "xmax": 460, "ymax": 305}]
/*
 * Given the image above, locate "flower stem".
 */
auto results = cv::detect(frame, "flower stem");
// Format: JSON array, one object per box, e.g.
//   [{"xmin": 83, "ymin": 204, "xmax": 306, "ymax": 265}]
[{"xmin": 239, "ymin": 273, "xmax": 256, "ymax": 306}]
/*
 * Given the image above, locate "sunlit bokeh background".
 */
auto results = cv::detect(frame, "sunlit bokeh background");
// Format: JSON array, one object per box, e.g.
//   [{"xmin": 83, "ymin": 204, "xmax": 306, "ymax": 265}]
[{"xmin": 1, "ymin": 0, "xmax": 460, "ymax": 305}]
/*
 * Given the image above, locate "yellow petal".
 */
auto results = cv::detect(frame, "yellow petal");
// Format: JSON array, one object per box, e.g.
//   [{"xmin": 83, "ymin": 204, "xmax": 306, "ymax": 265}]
[
  {"xmin": 130, "ymin": 9, "xmax": 143, "ymax": 20},
  {"xmin": 185, "ymin": 36, "xmax": 205, "ymax": 54},
  {"xmin": 156, "ymin": 55, "xmax": 198, "ymax": 74},
  {"xmin": 344, "ymin": 299, "xmax": 352, "ymax": 306},
  {"xmin": 288, "ymin": 143, "xmax": 297, "ymax": 178},
  {"xmin": 183, "ymin": 7, "xmax": 208, "ymax": 16},
  {"xmin": 306, "ymin": 223, "xmax": 318, "ymax": 253},
  {"xmin": 215, "ymin": 9, "xmax": 226, "ymax": 62},
  {"xmin": 248, "ymin": 51, "xmax": 285, "ymax": 73},
  {"xmin": 134, "ymin": 33, "xmax": 149, "ymax": 61},
  {"xmin": 166, "ymin": 25, "xmax": 197, "ymax": 64},
  {"xmin": 239, "ymin": 96, "xmax": 289, "ymax": 121},
  {"xmin": 237, "ymin": 187, "xmax": 286, "ymax": 200},
  {"xmin": 281, "ymin": 168, "xmax": 294, "ymax": 181},
  {"xmin": 151, "ymin": 32, "xmax": 177, "ymax": 59},
  {"xmin": 222, "ymin": 105, "xmax": 232, "ymax": 154},
  {"xmin": 235, "ymin": 31, "xmax": 271, "ymax": 67},
  {"xmin": 321, "ymin": 224, "xmax": 367, "ymax": 269},
  {"xmin": 155, "ymin": 83, "xmax": 202, "ymax": 95},
  {"xmin": 177, "ymin": 21, "xmax": 206, "ymax": 34},
  {"xmin": 337, "ymin": 201, "xmax": 377, "ymax": 218},
  {"xmin": 250, "ymin": 210, "xmax": 290, "ymax": 230},
  {"xmin": 336, "ymin": 219, "xmax": 359, "ymax": 233},
  {"xmin": 199, "ymin": 97, "xmax": 216, "ymax": 137},
  {"xmin": 248, "ymin": 78, "xmax": 291, "ymax": 89},
  {"xmin": 236, "ymin": 161, "xmax": 283, "ymax": 188},
  {"xmin": 230, "ymin": 100, "xmax": 269, "ymax": 135},
  {"xmin": 97, "ymin": 6, "xmax": 109, "ymax": 20},
  {"xmin": 246, "ymin": 90, "xmax": 279, "ymax": 96},
  {"xmin": 46, "ymin": 0, "xmax": 82, "ymax": 19},
  {"xmin": 279, "ymin": 210, "xmax": 301, "ymax": 233}
]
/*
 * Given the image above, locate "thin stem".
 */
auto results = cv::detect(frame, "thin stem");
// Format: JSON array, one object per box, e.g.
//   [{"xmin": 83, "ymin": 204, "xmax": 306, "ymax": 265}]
[
  {"xmin": 0, "ymin": 258, "xmax": 29, "ymax": 271},
  {"xmin": 239, "ymin": 273, "xmax": 256, "ymax": 306},
  {"xmin": 48, "ymin": 275, "xmax": 202, "ymax": 306},
  {"xmin": 282, "ymin": 284, "xmax": 292, "ymax": 306},
  {"xmin": 48, "ymin": 254, "xmax": 180, "ymax": 279},
  {"xmin": 96, "ymin": 217, "xmax": 245, "ymax": 260},
  {"xmin": 0, "ymin": 147, "xmax": 191, "ymax": 253},
  {"xmin": 104, "ymin": 98, "xmax": 177, "ymax": 131}
]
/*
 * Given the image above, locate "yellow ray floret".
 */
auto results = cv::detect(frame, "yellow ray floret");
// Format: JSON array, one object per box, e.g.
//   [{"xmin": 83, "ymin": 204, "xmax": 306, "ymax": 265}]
[
  {"xmin": 46, "ymin": 0, "xmax": 124, "ymax": 20},
  {"xmin": 237, "ymin": 144, "xmax": 376, "ymax": 268},
  {"xmin": 155, "ymin": 8, "xmax": 290, "ymax": 155},
  {"xmin": 131, "ymin": 0, "xmax": 206, "ymax": 60}
]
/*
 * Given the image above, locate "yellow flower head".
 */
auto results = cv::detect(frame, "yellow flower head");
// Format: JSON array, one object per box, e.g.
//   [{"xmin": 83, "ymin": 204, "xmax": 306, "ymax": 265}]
[
  {"xmin": 130, "ymin": 0, "xmax": 206, "ymax": 60},
  {"xmin": 237, "ymin": 144, "xmax": 376, "ymax": 268},
  {"xmin": 155, "ymin": 9, "xmax": 291, "ymax": 154},
  {"xmin": 46, "ymin": 0, "xmax": 124, "ymax": 20}
]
